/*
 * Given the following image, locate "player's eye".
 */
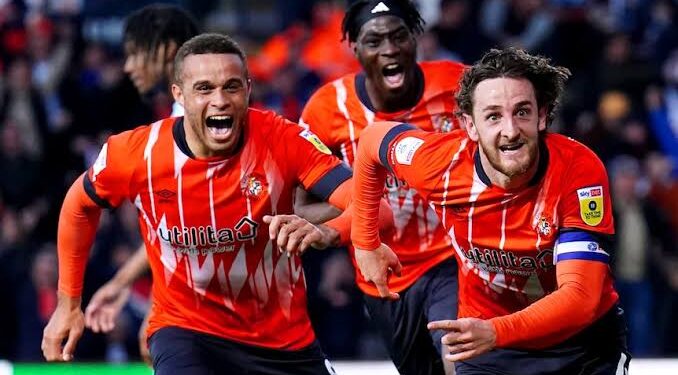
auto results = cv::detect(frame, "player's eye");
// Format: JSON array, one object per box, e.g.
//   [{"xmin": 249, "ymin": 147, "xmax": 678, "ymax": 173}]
[
  {"xmin": 196, "ymin": 84, "xmax": 210, "ymax": 91},
  {"xmin": 516, "ymin": 108, "xmax": 531, "ymax": 117},
  {"xmin": 486, "ymin": 113, "xmax": 500, "ymax": 122},
  {"xmin": 363, "ymin": 38, "xmax": 380, "ymax": 48},
  {"xmin": 392, "ymin": 30, "xmax": 409, "ymax": 43},
  {"xmin": 225, "ymin": 83, "xmax": 242, "ymax": 93}
]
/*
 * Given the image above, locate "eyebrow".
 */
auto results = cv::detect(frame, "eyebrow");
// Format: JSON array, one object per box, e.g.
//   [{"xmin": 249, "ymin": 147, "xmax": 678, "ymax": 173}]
[
  {"xmin": 481, "ymin": 100, "xmax": 533, "ymax": 112},
  {"xmin": 192, "ymin": 78, "xmax": 244, "ymax": 88},
  {"xmin": 361, "ymin": 25, "xmax": 408, "ymax": 39}
]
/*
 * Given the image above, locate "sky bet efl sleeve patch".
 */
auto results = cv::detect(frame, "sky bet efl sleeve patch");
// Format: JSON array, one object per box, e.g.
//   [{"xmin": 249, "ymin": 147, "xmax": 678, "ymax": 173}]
[
  {"xmin": 393, "ymin": 136, "xmax": 424, "ymax": 165},
  {"xmin": 577, "ymin": 186, "xmax": 604, "ymax": 226},
  {"xmin": 299, "ymin": 129, "xmax": 332, "ymax": 155}
]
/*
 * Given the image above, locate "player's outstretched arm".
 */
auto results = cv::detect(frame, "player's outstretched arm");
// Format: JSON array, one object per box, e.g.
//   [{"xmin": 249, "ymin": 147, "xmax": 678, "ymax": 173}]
[
  {"xmin": 351, "ymin": 122, "xmax": 404, "ymax": 300},
  {"xmin": 42, "ymin": 174, "xmax": 103, "ymax": 362},
  {"xmin": 294, "ymin": 187, "xmax": 342, "ymax": 224},
  {"xmin": 489, "ymin": 259, "xmax": 607, "ymax": 348},
  {"xmin": 428, "ymin": 258, "xmax": 608, "ymax": 362},
  {"xmin": 85, "ymin": 245, "xmax": 149, "ymax": 333}
]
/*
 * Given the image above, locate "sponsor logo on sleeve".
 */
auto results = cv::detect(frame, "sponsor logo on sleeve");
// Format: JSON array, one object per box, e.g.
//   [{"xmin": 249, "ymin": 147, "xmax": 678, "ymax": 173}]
[
  {"xmin": 92, "ymin": 143, "xmax": 108, "ymax": 181},
  {"xmin": 299, "ymin": 129, "xmax": 331, "ymax": 155},
  {"xmin": 394, "ymin": 137, "xmax": 424, "ymax": 165},
  {"xmin": 577, "ymin": 186, "xmax": 604, "ymax": 226}
]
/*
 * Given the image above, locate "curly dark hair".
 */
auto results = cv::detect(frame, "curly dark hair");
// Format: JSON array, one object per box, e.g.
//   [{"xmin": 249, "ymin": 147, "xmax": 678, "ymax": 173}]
[
  {"xmin": 456, "ymin": 48, "xmax": 571, "ymax": 125},
  {"xmin": 341, "ymin": 0, "xmax": 425, "ymax": 42}
]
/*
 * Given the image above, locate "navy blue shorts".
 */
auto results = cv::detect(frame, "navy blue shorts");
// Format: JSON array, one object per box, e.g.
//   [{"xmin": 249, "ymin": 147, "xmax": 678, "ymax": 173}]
[
  {"xmin": 149, "ymin": 326, "xmax": 337, "ymax": 375},
  {"xmin": 456, "ymin": 304, "xmax": 631, "ymax": 375},
  {"xmin": 363, "ymin": 258, "xmax": 459, "ymax": 375}
]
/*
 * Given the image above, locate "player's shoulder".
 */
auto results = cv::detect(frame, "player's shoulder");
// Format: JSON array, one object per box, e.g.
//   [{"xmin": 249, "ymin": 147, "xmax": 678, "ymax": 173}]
[
  {"xmin": 420, "ymin": 60, "xmax": 467, "ymax": 80},
  {"xmin": 107, "ymin": 118, "xmax": 171, "ymax": 153},
  {"xmin": 303, "ymin": 74, "xmax": 356, "ymax": 112},
  {"xmin": 545, "ymin": 133, "xmax": 607, "ymax": 174},
  {"xmin": 248, "ymin": 107, "xmax": 305, "ymax": 139},
  {"xmin": 419, "ymin": 60, "xmax": 467, "ymax": 96},
  {"xmin": 393, "ymin": 126, "xmax": 469, "ymax": 156}
]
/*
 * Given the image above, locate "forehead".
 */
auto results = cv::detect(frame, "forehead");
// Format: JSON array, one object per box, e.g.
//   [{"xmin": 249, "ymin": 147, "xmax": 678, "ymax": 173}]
[
  {"xmin": 472, "ymin": 77, "xmax": 537, "ymax": 109},
  {"xmin": 358, "ymin": 15, "xmax": 408, "ymax": 38},
  {"xmin": 180, "ymin": 53, "xmax": 246, "ymax": 83}
]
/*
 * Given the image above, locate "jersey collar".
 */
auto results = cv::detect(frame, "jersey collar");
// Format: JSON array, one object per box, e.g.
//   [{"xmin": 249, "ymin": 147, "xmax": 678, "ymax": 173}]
[
  {"xmin": 173, "ymin": 117, "xmax": 195, "ymax": 158},
  {"xmin": 474, "ymin": 138, "xmax": 550, "ymax": 188}
]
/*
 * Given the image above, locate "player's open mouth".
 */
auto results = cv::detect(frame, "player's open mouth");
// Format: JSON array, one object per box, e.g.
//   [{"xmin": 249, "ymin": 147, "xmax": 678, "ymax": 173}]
[
  {"xmin": 206, "ymin": 115, "xmax": 233, "ymax": 137},
  {"xmin": 499, "ymin": 142, "xmax": 525, "ymax": 154},
  {"xmin": 382, "ymin": 63, "xmax": 405, "ymax": 88}
]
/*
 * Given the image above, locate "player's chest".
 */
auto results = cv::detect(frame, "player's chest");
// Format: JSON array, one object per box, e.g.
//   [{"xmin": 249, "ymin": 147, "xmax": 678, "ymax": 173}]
[
  {"xmin": 441, "ymin": 188, "xmax": 560, "ymax": 253},
  {"xmin": 132, "ymin": 161, "xmax": 293, "ymax": 228}
]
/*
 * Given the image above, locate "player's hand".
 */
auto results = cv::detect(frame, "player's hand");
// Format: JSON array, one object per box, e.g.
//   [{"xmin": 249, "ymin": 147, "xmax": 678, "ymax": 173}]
[
  {"xmin": 263, "ymin": 214, "xmax": 339, "ymax": 256},
  {"xmin": 354, "ymin": 243, "xmax": 402, "ymax": 300},
  {"xmin": 42, "ymin": 293, "xmax": 85, "ymax": 362},
  {"xmin": 84, "ymin": 280, "xmax": 130, "ymax": 333},
  {"xmin": 428, "ymin": 318, "xmax": 497, "ymax": 362},
  {"xmin": 138, "ymin": 309, "xmax": 152, "ymax": 367}
]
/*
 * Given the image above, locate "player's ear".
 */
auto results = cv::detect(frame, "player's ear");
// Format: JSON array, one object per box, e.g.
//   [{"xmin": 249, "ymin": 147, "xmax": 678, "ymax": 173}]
[
  {"xmin": 171, "ymin": 83, "xmax": 183, "ymax": 106},
  {"xmin": 350, "ymin": 42, "xmax": 358, "ymax": 56},
  {"xmin": 538, "ymin": 107, "xmax": 547, "ymax": 132},
  {"xmin": 461, "ymin": 113, "xmax": 478, "ymax": 141}
]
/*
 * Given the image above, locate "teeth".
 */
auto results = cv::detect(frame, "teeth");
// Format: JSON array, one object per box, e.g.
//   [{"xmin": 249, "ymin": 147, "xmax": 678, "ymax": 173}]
[
  {"xmin": 384, "ymin": 64, "xmax": 399, "ymax": 70},
  {"xmin": 208, "ymin": 115, "xmax": 231, "ymax": 120}
]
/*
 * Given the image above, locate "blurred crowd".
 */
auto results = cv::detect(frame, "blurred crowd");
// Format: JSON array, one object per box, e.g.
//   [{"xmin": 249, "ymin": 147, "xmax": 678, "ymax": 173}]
[{"xmin": 0, "ymin": 0, "xmax": 676, "ymax": 363}]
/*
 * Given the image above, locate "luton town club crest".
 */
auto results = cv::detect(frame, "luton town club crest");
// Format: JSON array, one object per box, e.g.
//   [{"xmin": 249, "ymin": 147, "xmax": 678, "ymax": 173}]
[
  {"xmin": 537, "ymin": 217, "xmax": 553, "ymax": 237},
  {"xmin": 241, "ymin": 175, "xmax": 264, "ymax": 199}
]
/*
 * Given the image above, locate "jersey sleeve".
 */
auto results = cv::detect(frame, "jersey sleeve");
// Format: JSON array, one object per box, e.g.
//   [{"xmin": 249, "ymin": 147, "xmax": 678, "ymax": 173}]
[
  {"xmin": 556, "ymin": 145, "xmax": 614, "ymax": 263},
  {"xmin": 299, "ymin": 84, "xmax": 337, "ymax": 150},
  {"xmin": 381, "ymin": 125, "xmax": 459, "ymax": 199},
  {"xmin": 274, "ymin": 115, "xmax": 351, "ymax": 201},
  {"xmin": 84, "ymin": 130, "xmax": 139, "ymax": 208}
]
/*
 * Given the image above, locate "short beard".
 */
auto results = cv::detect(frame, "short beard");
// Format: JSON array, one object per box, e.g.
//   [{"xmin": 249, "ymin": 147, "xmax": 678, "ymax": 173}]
[{"xmin": 481, "ymin": 138, "xmax": 539, "ymax": 179}]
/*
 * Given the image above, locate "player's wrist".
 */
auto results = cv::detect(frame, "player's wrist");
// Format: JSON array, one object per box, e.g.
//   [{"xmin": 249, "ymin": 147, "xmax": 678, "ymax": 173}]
[
  {"xmin": 317, "ymin": 224, "xmax": 341, "ymax": 248},
  {"xmin": 56, "ymin": 291, "xmax": 82, "ymax": 310}
]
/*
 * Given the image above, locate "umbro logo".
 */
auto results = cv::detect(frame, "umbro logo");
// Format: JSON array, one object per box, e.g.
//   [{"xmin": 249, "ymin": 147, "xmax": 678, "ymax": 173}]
[
  {"xmin": 371, "ymin": 2, "xmax": 390, "ymax": 13},
  {"xmin": 155, "ymin": 189, "xmax": 176, "ymax": 200}
]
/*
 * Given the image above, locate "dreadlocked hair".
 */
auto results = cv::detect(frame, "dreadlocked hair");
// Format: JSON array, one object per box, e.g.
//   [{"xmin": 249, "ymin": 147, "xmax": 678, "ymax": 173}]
[
  {"xmin": 124, "ymin": 4, "xmax": 200, "ymax": 57},
  {"xmin": 341, "ymin": 0, "xmax": 425, "ymax": 42}
]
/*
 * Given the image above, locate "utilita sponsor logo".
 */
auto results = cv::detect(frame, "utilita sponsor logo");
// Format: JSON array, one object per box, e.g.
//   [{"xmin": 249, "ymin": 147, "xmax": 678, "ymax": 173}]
[
  {"xmin": 157, "ymin": 217, "xmax": 258, "ymax": 247},
  {"xmin": 462, "ymin": 247, "xmax": 554, "ymax": 271}
]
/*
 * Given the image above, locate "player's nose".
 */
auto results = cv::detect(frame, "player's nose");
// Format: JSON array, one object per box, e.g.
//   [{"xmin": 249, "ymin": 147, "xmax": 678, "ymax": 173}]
[
  {"xmin": 210, "ymin": 90, "xmax": 229, "ymax": 109},
  {"xmin": 500, "ymin": 117, "xmax": 520, "ymax": 140}
]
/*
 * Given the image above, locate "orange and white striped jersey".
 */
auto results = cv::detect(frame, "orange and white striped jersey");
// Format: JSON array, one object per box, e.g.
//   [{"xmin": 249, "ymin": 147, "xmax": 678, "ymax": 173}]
[
  {"xmin": 300, "ymin": 61, "xmax": 466, "ymax": 295},
  {"xmin": 379, "ymin": 126, "xmax": 619, "ymax": 324},
  {"xmin": 84, "ymin": 108, "xmax": 351, "ymax": 350}
]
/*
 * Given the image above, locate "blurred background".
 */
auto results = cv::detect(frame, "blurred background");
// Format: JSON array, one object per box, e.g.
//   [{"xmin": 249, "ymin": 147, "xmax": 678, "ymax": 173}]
[{"xmin": 0, "ymin": 0, "xmax": 676, "ymax": 370}]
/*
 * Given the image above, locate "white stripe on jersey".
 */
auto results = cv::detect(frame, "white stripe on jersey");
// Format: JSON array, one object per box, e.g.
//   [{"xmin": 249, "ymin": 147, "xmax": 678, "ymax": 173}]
[
  {"xmin": 144, "ymin": 120, "xmax": 163, "ymax": 221},
  {"xmin": 333, "ymin": 80, "xmax": 358, "ymax": 167},
  {"xmin": 441, "ymin": 138, "xmax": 468, "ymax": 228}
]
